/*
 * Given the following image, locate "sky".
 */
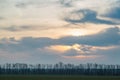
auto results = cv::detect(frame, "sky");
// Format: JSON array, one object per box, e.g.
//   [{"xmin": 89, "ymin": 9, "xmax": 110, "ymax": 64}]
[{"xmin": 0, "ymin": 0, "xmax": 120, "ymax": 64}]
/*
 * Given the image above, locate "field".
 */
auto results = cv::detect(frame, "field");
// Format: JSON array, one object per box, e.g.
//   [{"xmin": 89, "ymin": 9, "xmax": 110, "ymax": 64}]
[{"xmin": 0, "ymin": 75, "xmax": 120, "ymax": 80}]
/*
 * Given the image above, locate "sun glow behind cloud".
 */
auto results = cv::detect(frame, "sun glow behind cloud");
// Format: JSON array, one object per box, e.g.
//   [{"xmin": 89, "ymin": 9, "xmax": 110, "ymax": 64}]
[{"xmin": 69, "ymin": 29, "xmax": 85, "ymax": 36}]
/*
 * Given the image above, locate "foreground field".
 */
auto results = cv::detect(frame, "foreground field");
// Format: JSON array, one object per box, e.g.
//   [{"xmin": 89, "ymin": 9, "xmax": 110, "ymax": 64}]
[{"xmin": 0, "ymin": 75, "xmax": 120, "ymax": 80}]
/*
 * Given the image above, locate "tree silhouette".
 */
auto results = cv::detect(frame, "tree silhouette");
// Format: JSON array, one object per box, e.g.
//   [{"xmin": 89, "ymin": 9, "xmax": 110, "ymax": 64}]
[{"xmin": 0, "ymin": 62, "xmax": 120, "ymax": 75}]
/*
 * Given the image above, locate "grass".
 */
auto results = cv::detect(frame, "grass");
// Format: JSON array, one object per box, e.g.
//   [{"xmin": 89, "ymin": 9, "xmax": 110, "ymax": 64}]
[{"xmin": 0, "ymin": 75, "xmax": 120, "ymax": 80}]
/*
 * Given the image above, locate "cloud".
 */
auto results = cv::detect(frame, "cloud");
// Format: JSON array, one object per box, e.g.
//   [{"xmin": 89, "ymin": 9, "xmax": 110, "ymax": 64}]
[
  {"xmin": 0, "ymin": 25, "xmax": 56, "ymax": 32},
  {"xmin": 15, "ymin": 2, "xmax": 27, "ymax": 8},
  {"xmin": 15, "ymin": 0, "xmax": 74, "ymax": 8},
  {"xmin": 63, "ymin": 49, "xmax": 80, "ymax": 56},
  {"xmin": 62, "ymin": 44, "xmax": 97, "ymax": 57},
  {"xmin": 0, "ymin": 26, "xmax": 120, "ymax": 64},
  {"xmin": 59, "ymin": 27, "xmax": 120, "ymax": 46},
  {"xmin": 0, "ymin": 27, "xmax": 119, "ymax": 59},
  {"xmin": 14, "ymin": 27, "xmax": 120, "ymax": 47},
  {"xmin": 0, "ymin": 26, "xmax": 31, "ymax": 32},
  {"xmin": 58, "ymin": 0, "xmax": 73, "ymax": 7},
  {"xmin": 15, "ymin": 0, "xmax": 58, "ymax": 8},
  {"xmin": 0, "ymin": 0, "xmax": 120, "ymax": 64},
  {"xmin": 63, "ymin": 9, "xmax": 118, "ymax": 25},
  {"xmin": 0, "ymin": 17, "xmax": 4, "ymax": 20},
  {"xmin": 95, "ymin": 45, "xmax": 120, "ymax": 64},
  {"xmin": 19, "ymin": 37, "xmax": 57, "ymax": 49},
  {"xmin": 104, "ymin": 7, "xmax": 120, "ymax": 20},
  {"xmin": 45, "ymin": 44, "xmax": 96, "ymax": 56},
  {"xmin": 45, "ymin": 45, "xmax": 71, "ymax": 53},
  {"xmin": 0, "ymin": 27, "xmax": 120, "ymax": 51}
]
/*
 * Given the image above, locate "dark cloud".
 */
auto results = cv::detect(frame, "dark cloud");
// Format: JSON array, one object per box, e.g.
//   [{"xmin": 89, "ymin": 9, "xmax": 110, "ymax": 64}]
[
  {"xmin": 15, "ymin": 1, "xmax": 37, "ymax": 8},
  {"xmin": 0, "ymin": 27, "xmax": 120, "ymax": 52},
  {"xmin": 15, "ymin": 2, "xmax": 27, "ymax": 8},
  {"xmin": 0, "ymin": 17, "xmax": 4, "ymax": 20},
  {"xmin": 20, "ymin": 37, "xmax": 57, "ymax": 49},
  {"xmin": 0, "ymin": 27, "xmax": 120, "ymax": 62},
  {"xmin": 14, "ymin": 27, "xmax": 120, "ymax": 48},
  {"xmin": 0, "ymin": 37, "xmax": 56, "ymax": 52},
  {"xmin": 15, "ymin": 0, "xmax": 56, "ymax": 9},
  {"xmin": 0, "ymin": 25, "xmax": 60, "ymax": 32},
  {"xmin": 104, "ymin": 7, "xmax": 120, "ymax": 20},
  {"xmin": 0, "ymin": 27, "xmax": 120, "ymax": 64},
  {"xmin": 0, "ymin": 26, "xmax": 31, "ymax": 31},
  {"xmin": 63, "ymin": 45, "xmax": 96, "ymax": 57},
  {"xmin": 64, "ymin": 9, "xmax": 118, "ymax": 25},
  {"xmin": 59, "ymin": 27, "xmax": 120, "ymax": 46},
  {"xmin": 63, "ymin": 49, "xmax": 80, "ymax": 56},
  {"xmin": 59, "ymin": 0, "xmax": 73, "ymax": 7}
]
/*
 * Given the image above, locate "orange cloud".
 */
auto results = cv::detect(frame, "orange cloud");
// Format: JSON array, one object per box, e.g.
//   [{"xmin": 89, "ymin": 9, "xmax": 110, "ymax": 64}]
[
  {"xmin": 63, "ymin": 55, "xmax": 98, "ymax": 59},
  {"xmin": 45, "ymin": 45, "xmax": 72, "ymax": 53}
]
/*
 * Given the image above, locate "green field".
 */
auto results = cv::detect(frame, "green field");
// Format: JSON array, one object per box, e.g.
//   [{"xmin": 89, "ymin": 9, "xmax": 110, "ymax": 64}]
[{"xmin": 0, "ymin": 75, "xmax": 120, "ymax": 80}]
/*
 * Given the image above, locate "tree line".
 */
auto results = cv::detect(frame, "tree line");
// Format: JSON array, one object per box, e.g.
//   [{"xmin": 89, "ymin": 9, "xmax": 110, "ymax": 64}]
[{"xmin": 0, "ymin": 62, "xmax": 120, "ymax": 75}]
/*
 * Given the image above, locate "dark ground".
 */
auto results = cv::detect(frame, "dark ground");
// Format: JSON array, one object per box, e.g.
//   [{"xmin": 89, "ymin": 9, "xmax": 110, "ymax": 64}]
[{"xmin": 0, "ymin": 75, "xmax": 120, "ymax": 80}]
